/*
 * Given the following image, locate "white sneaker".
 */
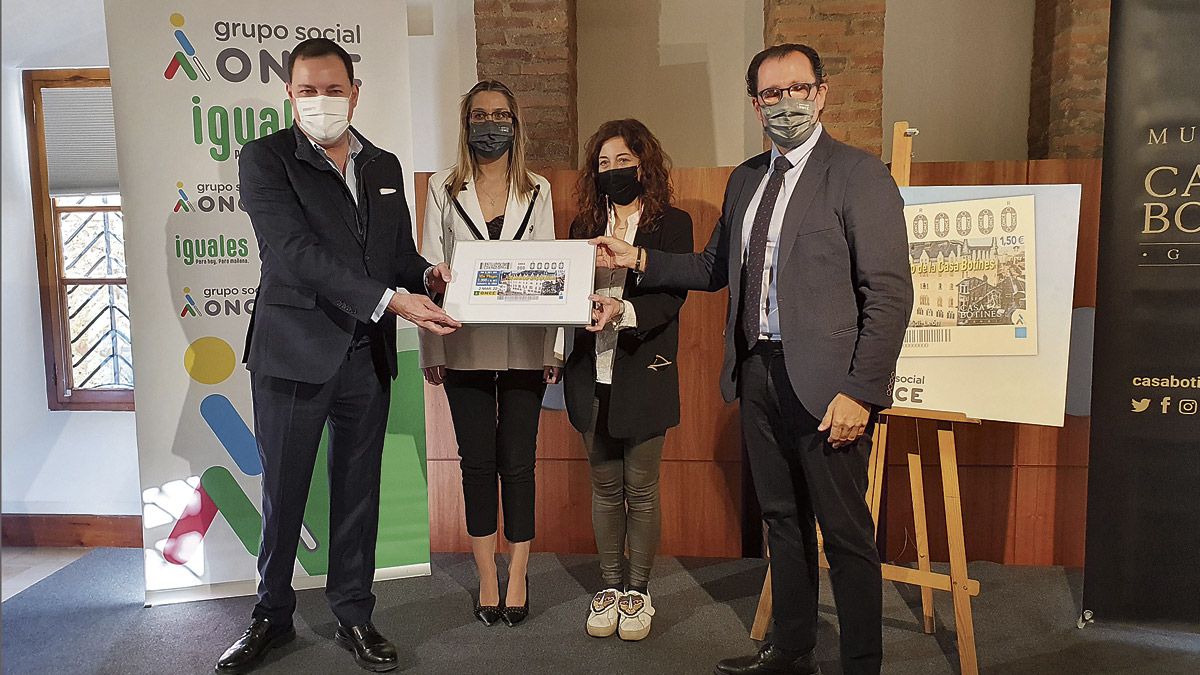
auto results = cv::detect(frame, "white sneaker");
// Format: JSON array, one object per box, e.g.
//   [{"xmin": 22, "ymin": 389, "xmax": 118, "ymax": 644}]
[
  {"xmin": 617, "ymin": 590, "xmax": 655, "ymax": 641},
  {"xmin": 586, "ymin": 588, "xmax": 621, "ymax": 637}
]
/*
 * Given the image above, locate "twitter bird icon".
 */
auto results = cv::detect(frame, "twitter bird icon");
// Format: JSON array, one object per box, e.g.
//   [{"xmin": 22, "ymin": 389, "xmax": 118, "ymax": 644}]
[{"xmin": 1131, "ymin": 398, "xmax": 1151, "ymax": 413}]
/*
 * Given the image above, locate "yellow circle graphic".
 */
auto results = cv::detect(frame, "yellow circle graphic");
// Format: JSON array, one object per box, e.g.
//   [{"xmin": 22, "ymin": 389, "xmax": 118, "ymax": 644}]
[
  {"xmin": 177, "ymin": 181, "xmax": 184, "ymax": 189},
  {"xmin": 170, "ymin": 13, "xmax": 185, "ymax": 28},
  {"xmin": 184, "ymin": 337, "xmax": 236, "ymax": 385}
]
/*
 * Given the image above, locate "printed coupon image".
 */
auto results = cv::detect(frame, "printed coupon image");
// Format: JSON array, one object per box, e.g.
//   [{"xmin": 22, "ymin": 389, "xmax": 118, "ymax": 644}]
[
  {"xmin": 469, "ymin": 259, "xmax": 568, "ymax": 305},
  {"xmin": 902, "ymin": 195, "xmax": 1038, "ymax": 357}
]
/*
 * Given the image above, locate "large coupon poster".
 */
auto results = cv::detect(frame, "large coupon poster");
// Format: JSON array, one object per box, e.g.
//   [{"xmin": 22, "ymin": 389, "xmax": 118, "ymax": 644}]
[
  {"xmin": 893, "ymin": 185, "xmax": 1079, "ymax": 427},
  {"xmin": 105, "ymin": 0, "xmax": 430, "ymax": 605}
]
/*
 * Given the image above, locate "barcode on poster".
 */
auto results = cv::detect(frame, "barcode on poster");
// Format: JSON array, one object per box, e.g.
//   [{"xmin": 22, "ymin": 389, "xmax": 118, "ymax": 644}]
[{"xmin": 905, "ymin": 328, "xmax": 952, "ymax": 344}]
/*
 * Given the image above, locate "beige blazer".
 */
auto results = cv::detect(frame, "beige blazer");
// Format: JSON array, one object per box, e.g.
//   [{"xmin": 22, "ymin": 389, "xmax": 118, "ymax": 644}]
[{"xmin": 419, "ymin": 167, "xmax": 561, "ymax": 371}]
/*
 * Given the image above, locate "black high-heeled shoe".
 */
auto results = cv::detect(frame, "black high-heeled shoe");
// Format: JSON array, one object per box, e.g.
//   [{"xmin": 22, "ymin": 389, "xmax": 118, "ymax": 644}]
[
  {"xmin": 501, "ymin": 575, "xmax": 529, "ymax": 627},
  {"xmin": 474, "ymin": 594, "xmax": 503, "ymax": 627}
]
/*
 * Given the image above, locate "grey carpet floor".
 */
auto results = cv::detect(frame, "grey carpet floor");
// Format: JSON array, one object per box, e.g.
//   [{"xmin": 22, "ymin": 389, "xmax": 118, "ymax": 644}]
[{"xmin": 1, "ymin": 548, "xmax": 1197, "ymax": 674}]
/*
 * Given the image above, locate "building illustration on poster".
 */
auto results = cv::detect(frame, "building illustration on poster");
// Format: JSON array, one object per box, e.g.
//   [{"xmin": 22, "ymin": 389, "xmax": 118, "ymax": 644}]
[
  {"xmin": 470, "ymin": 259, "xmax": 568, "ymax": 304},
  {"xmin": 904, "ymin": 196, "xmax": 1038, "ymax": 358}
]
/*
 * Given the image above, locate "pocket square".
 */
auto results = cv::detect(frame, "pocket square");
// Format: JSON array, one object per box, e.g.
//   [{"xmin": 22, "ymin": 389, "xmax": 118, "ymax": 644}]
[{"xmin": 379, "ymin": 187, "xmax": 397, "ymax": 195}]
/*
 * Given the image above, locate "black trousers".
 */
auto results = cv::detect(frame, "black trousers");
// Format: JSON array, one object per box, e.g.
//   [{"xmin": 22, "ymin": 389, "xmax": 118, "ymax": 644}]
[
  {"xmin": 740, "ymin": 341, "xmax": 882, "ymax": 675},
  {"xmin": 250, "ymin": 344, "xmax": 389, "ymax": 628},
  {"xmin": 443, "ymin": 368, "xmax": 545, "ymax": 542}
]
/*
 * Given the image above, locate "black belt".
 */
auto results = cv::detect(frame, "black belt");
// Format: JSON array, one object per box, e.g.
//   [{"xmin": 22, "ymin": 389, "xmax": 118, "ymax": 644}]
[{"xmin": 750, "ymin": 338, "xmax": 785, "ymax": 355}]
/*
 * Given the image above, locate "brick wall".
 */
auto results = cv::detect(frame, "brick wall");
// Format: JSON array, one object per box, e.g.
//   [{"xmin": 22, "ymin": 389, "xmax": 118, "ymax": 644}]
[
  {"xmin": 763, "ymin": 0, "xmax": 885, "ymax": 156},
  {"xmin": 1028, "ymin": 0, "xmax": 1110, "ymax": 159},
  {"xmin": 474, "ymin": 0, "xmax": 578, "ymax": 168}
]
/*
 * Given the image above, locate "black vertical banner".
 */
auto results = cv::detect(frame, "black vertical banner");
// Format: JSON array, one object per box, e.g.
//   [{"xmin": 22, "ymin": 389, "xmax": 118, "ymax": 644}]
[{"xmin": 1085, "ymin": 0, "xmax": 1200, "ymax": 622}]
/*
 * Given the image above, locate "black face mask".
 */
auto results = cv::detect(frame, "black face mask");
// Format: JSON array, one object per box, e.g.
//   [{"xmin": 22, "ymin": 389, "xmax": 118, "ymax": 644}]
[
  {"xmin": 468, "ymin": 121, "xmax": 514, "ymax": 159},
  {"xmin": 598, "ymin": 166, "xmax": 642, "ymax": 206}
]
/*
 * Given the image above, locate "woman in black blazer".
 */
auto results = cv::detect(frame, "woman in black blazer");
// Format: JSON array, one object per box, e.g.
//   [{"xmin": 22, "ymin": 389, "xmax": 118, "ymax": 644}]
[{"xmin": 565, "ymin": 119, "xmax": 692, "ymax": 642}]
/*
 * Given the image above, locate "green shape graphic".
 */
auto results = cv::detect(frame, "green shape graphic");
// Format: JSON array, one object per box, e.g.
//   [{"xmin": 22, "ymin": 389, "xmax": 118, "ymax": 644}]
[
  {"xmin": 201, "ymin": 465, "xmax": 261, "ymax": 555},
  {"xmin": 173, "ymin": 52, "xmax": 197, "ymax": 80},
  {"xmin": 289, "ymin": 338, "xmax": 430, "ymax": 574},
  {"xmin": 296, "ymin": 428, "xmax": 331, "ymax": 574},
  {"xmin": 199, "ymin": 336, "xmax": 429, "ymax": 576},
  {"xmin": 377, "ymin": 345, "xmax": 432, "ymax": 567}
]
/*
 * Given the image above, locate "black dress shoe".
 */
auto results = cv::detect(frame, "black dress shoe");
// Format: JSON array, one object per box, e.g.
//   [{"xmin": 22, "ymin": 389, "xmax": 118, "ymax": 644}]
[
  {"xmin": 714, "ymin": 643, "xmax": 818, "ymax": 675},
  {"xmin": 501, "ymin": 575, "xmax": 529, "ymax": 627},
  {"xmin": 334, "ymin": 622, "xmax": 398, "ymax": 672},
  {"xmin": 215, "ymin": 617, "xmax": 295, "ymax": 674}
]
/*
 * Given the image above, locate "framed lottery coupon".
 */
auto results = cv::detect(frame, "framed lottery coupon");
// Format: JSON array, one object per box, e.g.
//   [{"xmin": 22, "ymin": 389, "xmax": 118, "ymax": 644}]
[
  {"xmin": 442, "ymin": 240, "xmax": 596, "ymax": 325},
  {"xmin": 903, "ymin": 195, "xmax": 1038, "ymax": 357}
]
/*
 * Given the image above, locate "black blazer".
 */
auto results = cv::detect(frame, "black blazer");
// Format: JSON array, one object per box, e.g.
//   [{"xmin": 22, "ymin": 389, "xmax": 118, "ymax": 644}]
[
  {"xmin": 239, "ymin": 125, "xmax": 431, "ymax": 384},
  {"xmin": 641, "ymin": 132, "xmax": 914, "ymax": 417},
  {"xmin": 564, "ymin": 206, "xmax": 693, "ymax": 438}
]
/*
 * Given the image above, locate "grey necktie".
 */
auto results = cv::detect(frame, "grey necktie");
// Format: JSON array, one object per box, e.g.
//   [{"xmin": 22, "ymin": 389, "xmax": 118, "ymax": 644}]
[{"xmin": 741, "ymin": 155, "xmax": 793, "ymax": 344}]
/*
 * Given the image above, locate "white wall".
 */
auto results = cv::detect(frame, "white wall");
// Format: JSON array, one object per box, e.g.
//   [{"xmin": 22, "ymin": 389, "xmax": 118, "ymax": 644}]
[
  {"xmin": 0, "ymin": 0, "xmax": 475, "ymax": 515},
  {"xmin": 1, "ymin": 0, "xmax": 138, "ymax": 515},
  {"xmin": 577, "ymin": 0, "xmax": 764, "ymax": 168},
  {"xmin": 882, "ymin": 0, "xmax": 1035, "ymax": 162},
  {"xmin": 408, "ymin": 0, "xmax": 479, "ymax": 172}
]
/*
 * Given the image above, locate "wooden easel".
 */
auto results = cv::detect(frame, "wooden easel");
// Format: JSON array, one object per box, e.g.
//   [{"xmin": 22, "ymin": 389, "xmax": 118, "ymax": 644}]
[{"xmin": 749, "ymin": 122, "xmax": 981, "ymax": 675}]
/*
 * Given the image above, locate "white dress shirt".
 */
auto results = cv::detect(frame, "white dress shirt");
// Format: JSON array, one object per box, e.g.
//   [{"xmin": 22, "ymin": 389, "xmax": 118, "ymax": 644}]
[
  {"xmin": 740, "ymin": 123, "xmax": 823, "ymax": 339},
  {"xmin": 594, "ymin": 207, "xmax": 640, "ymax": 384}
]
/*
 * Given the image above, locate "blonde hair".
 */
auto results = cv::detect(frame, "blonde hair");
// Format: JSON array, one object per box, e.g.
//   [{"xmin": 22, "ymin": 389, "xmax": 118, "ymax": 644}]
[{"xmin": 446, "ymin": 80, "xmax": 536, "ymax": 197}]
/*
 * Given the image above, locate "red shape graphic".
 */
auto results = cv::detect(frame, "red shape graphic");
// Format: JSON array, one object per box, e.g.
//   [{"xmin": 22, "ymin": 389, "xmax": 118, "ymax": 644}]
[
  {"xmin": 163, "ymin": 484, "xmax": 218, "ymax": 565},
  {"xmin": 164, "ymin": 56, "xmax": 182, "ymax": 80}
]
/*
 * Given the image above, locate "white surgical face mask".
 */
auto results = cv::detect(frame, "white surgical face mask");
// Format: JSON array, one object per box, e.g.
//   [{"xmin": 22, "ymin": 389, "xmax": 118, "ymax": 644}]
[{"xmin": 295, "ymin": 95, "xmax": 350, "ymax": 145}]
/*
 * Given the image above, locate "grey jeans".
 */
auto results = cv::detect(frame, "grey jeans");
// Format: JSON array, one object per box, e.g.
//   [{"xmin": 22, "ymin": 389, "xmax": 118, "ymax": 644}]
[{"xmin": 582, "ymin": 385, "xmax": 665, "ymax": 591}]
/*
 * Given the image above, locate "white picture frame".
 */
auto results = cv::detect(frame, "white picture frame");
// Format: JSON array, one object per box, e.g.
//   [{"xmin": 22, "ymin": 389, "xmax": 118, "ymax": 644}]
[{"xmin": 443, "ymin": 239, "xmax": 596, "ymax": 326}]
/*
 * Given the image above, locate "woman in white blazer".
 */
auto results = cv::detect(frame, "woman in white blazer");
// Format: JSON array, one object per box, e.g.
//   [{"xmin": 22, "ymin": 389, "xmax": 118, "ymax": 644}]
[{"xmin": 419, "ymin": 80, "xmax": 560, "ymax": 628}]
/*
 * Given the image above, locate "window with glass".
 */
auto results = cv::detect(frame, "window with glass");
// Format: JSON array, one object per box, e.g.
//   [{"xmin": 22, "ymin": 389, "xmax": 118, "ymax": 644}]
[{"xmin": 25, "ymin": 68, "xmax": 133, "ymax": 410}]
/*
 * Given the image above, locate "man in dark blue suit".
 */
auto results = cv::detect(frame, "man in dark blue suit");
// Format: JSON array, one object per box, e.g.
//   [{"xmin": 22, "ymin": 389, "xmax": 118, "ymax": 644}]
[{"xmin": 216, "ymin": 38, "xmax": 459, "ymax": 674}]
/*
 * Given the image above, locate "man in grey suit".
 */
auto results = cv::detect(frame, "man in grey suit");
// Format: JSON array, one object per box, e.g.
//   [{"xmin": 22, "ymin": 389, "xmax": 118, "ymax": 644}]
[{"xmin": 591, "ymin": 44, "xmax": 913, "ymax": 675}]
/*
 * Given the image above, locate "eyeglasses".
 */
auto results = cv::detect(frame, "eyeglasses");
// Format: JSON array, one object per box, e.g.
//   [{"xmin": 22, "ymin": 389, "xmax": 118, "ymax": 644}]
[
  {"xmin": 755, "ymin": 82, "xmax": 819, "ymax": 106},
  {"xmin": 469, "ymin": 109, "xmax": 514, "ymax": 123}
]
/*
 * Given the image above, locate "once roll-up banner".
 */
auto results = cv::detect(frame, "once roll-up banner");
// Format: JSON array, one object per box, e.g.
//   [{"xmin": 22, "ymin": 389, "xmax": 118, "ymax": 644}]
[
  {"xmin": 1085, "ymin": 0, "xmax": 1200, "ymax": 621},
  {"xmin": 105, "ymin": 0, "xmax": 431, "ymax": 605}
]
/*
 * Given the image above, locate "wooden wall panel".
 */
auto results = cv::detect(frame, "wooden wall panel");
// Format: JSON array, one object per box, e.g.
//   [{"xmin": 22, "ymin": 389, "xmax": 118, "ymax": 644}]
[
  {"xmin": 417, "ymin": 160, "xmax": 1100, "ymax": 566},
  {"xmin": 664, "ymin": 168, "xmax": 742, "ymax": 463},
  {"xmin": 1027, "ymin": 159, "xmax": 1103, "ymax": 309},
  {"xmin": 428, "ymin": 457, "xmax": 742, "ymax": 557},
  {"xmin": 1012, "ymin": 465, "xmax": 1089, "ymax": 568},
  {"xmin": 659, "ymin": 460, "xmax": 743, "ymax": 558},
  {"xmin": 884, "ymin": 465, "xmax": 1018, "ymax": 565},
  {"xmin": 532, "ymin": 459, "xmax": 601, "ymax": 554},
  {"xmin": 427, "ymin": 459, "xmax": 472, "ymax": 553},
  {"xmin": 0, "ymin": 514, "xmax": 141, "ymax": 548},
  {"xmin": 909, "ymin": 160, "xmax": 1028, "ymax": 188}
]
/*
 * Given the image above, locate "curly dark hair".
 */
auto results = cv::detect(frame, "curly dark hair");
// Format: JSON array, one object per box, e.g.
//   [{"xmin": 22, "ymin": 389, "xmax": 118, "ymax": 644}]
[{"xmin": 571, "ymin": 119, "xmax": 673, "ymax": 238}]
